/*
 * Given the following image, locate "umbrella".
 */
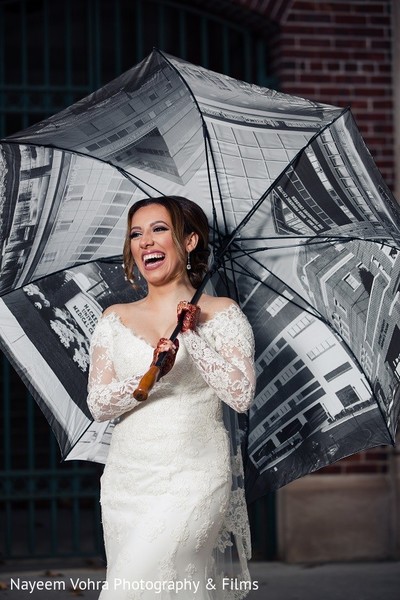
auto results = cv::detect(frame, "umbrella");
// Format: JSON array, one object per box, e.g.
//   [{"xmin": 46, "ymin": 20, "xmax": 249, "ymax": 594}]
[{"xmin": 0, "ymin": 49, "xmax": 399, "ymax": 502}]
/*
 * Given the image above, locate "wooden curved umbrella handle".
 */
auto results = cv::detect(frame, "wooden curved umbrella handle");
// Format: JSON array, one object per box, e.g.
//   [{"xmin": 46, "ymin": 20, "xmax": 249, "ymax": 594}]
[
  {"xmin": 132, "ymin": 292, "xmax": 205, "ymax": 402},
  {"xmin": 133, "ymin": 365, "xmax": 161, "ymax": 402}
]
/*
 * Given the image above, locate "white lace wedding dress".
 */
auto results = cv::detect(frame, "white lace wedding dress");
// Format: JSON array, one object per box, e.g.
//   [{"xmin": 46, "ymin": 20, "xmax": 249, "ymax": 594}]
[{"xmin": 87, "ymin": 304, "xmax": 255, "ymax": 600}]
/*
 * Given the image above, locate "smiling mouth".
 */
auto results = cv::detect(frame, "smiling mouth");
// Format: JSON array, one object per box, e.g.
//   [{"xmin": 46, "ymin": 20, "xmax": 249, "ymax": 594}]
[{"xmin": 142, "ymin": 253, "xmax": 165, "ymax": 268}]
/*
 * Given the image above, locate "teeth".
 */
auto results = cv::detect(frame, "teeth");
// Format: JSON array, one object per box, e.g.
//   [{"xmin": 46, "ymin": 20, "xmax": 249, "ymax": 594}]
[{"xmin": 143, "ymin": 253, "xmax": 165, "ymax": 264}]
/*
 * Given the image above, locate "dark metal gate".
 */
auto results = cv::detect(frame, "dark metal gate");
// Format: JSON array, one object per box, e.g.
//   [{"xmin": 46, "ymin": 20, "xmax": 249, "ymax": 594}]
[{"xmin": 0, "ymin": 0, "xmax": 276, "ymax": 560}]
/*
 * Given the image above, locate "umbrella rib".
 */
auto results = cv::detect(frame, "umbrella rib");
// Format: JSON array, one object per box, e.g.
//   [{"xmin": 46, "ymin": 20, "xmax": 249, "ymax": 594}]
[
  {"xmin": 62, "ymin": 419, "xmax": 101, "ymax": 463},
  {"xmin": 203, "ymin": 122, "xmax": 230, "ymax": 237},
  {"xmin": 116, "ymin": 167, "xmax": 163, "ymax": 197},
  {"xmin": 237, "ymin": 235, "xmax": 400, "ymax": 246},
  {"xmin": 225, "ymin": 237, "xmax": 400, "ymax": 257},
  {"xmin": 203, "ymin": 128, "xmax": 225, "ymax": 260}
]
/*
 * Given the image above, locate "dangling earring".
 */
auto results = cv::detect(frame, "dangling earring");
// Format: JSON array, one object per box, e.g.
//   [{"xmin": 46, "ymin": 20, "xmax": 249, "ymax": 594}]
[{"xmin": 186, "ymin": 251, "xmax": 191, "ymax": 271}]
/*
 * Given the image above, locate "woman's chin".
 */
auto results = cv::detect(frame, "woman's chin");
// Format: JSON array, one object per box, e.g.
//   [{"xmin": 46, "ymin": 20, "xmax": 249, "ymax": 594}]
[{"xmin": 145, "ymin": 268, "xmax": 189, "ymax": 287}]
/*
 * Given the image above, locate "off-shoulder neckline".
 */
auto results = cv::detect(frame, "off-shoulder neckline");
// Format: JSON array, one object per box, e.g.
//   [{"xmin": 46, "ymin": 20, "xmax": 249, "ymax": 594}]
[{"xmin": 101, "ymin": 303, "xmax": 241, "ymax": 349}]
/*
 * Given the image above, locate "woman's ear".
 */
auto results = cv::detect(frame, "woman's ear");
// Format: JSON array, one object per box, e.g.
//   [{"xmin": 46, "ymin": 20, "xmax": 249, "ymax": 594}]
[{"xmin": 186, "ymin": 232, "xmax": 199, "ymax": 253}]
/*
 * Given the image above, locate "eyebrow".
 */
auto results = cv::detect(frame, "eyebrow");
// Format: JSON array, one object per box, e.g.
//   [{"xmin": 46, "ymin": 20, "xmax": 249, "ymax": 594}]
[{"xmin": 130, "ymin": 220, "xmax": 170, "ymax": 231}]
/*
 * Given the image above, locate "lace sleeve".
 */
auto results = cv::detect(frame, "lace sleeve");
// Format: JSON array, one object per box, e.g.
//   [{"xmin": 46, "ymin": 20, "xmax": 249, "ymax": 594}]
[
  {"xmin": 87, "ymin": 315, "xmax": 141, "ymax": 422},
  {"xmin": 182, "ymin": 304, "xmax": 256, "ymax": 413}
]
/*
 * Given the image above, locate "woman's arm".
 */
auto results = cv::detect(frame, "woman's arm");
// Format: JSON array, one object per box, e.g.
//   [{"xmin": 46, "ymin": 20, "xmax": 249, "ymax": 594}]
[
  {"xmin": 181, "ymin": 304, "xmax": 256, "ymax": 413},
  {"xmin": 87, "ymin": 316, "xmax": 142, "ymax": 422}
]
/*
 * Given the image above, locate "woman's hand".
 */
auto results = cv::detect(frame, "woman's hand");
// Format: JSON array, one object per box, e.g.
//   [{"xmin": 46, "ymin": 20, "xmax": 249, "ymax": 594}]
[
  {"xmin": 151, "ymin": 337, "xmax": 179, "ymax": 377},
  {"xmin": 177, "ymin": 301, "xmax": 201, "ymax": 332}
]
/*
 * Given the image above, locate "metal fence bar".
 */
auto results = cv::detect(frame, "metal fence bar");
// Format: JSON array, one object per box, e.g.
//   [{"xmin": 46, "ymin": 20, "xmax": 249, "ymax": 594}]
[
  {"xmin": 43, "ymin": 0, "xmax": 51, "ymax": 114},
  {"xmin": 2, "ymin": 357, "xmax": 13, "ymax": 556},
  {"xmin": 20, "ymin": 0, "xmax": 28, "ymax": 128},
  {"xmin": 114, "ymin": 0, "xmax": 122, "ymax": 75},
  {"xmin": 222, "ymin": 24, "xmax": 230, "ymax": 75},
  {"xmin": 0, "ymin": 472, "xmax": 103, "ymax": 498},
  {"xmin": 49, "ymin": 435, "xmax": 59, "ymax": 555},
  {"xmin": 135, "ymin": 0, "xmax": 143, "ymax": 63},
  {"xmin": 27, "ymin": 392, "xmax": 36, "ymax": 555},
  {"xmin": 178, "ymin": 10, "xmax": 187, "ymax": 59},
  {"xmin": 87, "ymin": 0, "xmax": 94, "ymax": 92},
  {"xmin": 243, "ymin": 30, "xmax": 252, "ymax": 83},
  {"xmin": 91, "ymin": 0, "xmax": 101, "ymax": 88},
  {"xmin": 0, "ymin": 83, "xmax": 91, "ymax": 91},
  {"xmin": 157, "ymin": 2, "xmax": 166, "ymax": 51},
  {"xmin": 0, "ymin": 2, "xmax": 5, "ymax": 134},
  {"xmin": 256, "ymin": 37, "xmax": 273, "ymax": 87},
  {"xmin": 64, "ymin": 0, "xmax": 73, "ymax": 106},
  {"xmin": 200, "ymin": 15, "xmax": 209, "ymax": 68},
  {"xmin": 71, "ymin": 462, "xmax": 80, "ymax": 553}
]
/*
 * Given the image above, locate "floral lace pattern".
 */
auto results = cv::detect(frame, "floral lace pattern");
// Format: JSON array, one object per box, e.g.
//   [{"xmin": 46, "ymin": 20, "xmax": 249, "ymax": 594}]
[
  {"xmin": 87, "ymin": 314, "xmax": 170, "ymax": 422},
  {"xmin": 87, "ymin": 315, "xmax": 142, "ymax": 422},
  {"xmin": 183, "ymin": 304, "xmax": 255, "ymax": 413},
  {"xmin": 87, "ymin": 304, "xmax": 255, "ymax": 600}
]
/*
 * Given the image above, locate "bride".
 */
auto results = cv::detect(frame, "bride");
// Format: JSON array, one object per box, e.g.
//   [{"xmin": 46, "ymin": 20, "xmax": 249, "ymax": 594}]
[{"xmin": 87, "ymin": 196, "xmax": 256, "ymax": 599}]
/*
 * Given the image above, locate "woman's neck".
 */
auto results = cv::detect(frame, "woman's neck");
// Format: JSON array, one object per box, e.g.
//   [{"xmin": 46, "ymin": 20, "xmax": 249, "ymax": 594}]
[{"xmin": 145, "ymin": 278, "xmax": 197, "ymax": 311}]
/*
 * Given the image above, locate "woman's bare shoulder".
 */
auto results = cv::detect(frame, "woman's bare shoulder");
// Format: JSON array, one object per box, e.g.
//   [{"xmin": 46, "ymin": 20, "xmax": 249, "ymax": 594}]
[
  {"xmin": 102, "ymin": 301, "xmax": 143, "ymax": 319},
  {"xmin": 103, "ymin": 303, "xmax": 123, "ymax": 319},
  {"xmin": 199, "ymin": 295, "xmax": 238, "ymax": 319}
]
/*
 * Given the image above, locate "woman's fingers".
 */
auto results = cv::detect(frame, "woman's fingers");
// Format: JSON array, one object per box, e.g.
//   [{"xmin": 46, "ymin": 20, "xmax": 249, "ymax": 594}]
[
  {"xmin": 177, "ymin": 301, "xmax": 201, "ymax": 332},
  {"xmin": 152, "ymin": 338, "xmax": 179, "ymax": 378},
  {"xmin": 157, "ymin": 338, "xmax": 178, "ymax": 354}
]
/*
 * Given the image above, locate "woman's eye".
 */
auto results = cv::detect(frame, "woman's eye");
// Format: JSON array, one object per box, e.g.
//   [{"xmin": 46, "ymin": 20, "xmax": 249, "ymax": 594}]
[{"xmin": 129, "ymin": 226, "xmax": 168, "ymax": 238}]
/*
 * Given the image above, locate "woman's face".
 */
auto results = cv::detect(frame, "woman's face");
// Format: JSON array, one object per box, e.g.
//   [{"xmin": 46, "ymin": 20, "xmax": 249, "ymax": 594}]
[{"xmin": 129, "ymin": 204, "xmax": 187, "ymax": 285}]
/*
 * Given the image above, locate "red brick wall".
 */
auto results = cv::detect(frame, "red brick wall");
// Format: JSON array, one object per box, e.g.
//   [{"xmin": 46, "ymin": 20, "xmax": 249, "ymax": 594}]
[
  {"xmin": 233, "ymin": 0, "xmax": 395, "ymax": 191},
  {"xmin": 320, "ymin": 447, "xmax": 390, "ymax": 475}
]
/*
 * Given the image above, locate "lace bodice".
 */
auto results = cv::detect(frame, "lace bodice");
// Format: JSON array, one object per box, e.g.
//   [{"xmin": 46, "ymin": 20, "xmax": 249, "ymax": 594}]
[{"xmin": 87, "ymin": 303, "xmax": 256, "ymax": 422}]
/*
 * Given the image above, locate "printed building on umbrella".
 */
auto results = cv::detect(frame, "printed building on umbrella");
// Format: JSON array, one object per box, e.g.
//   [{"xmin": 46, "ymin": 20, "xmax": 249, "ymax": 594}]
[
  {"xmin": 297, "ymin": 239, "xmax": 400, "ymax": 430},
  {"xmin": 22, "ymin": 59, "xmax": 204, "ymax": 186},
  {"xmin": 1, "ymin": 145, "xmax": 140, "ymax": 290},
  {"xmin": 0, "ymin": 145, "xmax": 54, "ymax": 292},
  {"xmin": 271, "ymin": 122, "xmax": 400, "ymax": 246},
  {"xmin": 230, "ymin": 266, "xmax": 377, "ymax": 492},
  {"xmin": 84, "ymin": 63, "xmax": 204, "ymax": 185}
]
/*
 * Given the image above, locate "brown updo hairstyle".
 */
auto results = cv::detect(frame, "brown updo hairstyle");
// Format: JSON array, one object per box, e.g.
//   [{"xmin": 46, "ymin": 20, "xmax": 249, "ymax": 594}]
[{"xmin": 123, "ymin": 196, "xmax": 210, "ymax": 289}]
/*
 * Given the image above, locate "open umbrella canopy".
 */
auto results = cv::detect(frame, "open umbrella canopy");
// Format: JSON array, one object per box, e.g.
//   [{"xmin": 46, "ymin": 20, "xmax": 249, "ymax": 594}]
[{"xmin": 0, "ymin": 49, "xmax": 399, "ymax": 500}]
